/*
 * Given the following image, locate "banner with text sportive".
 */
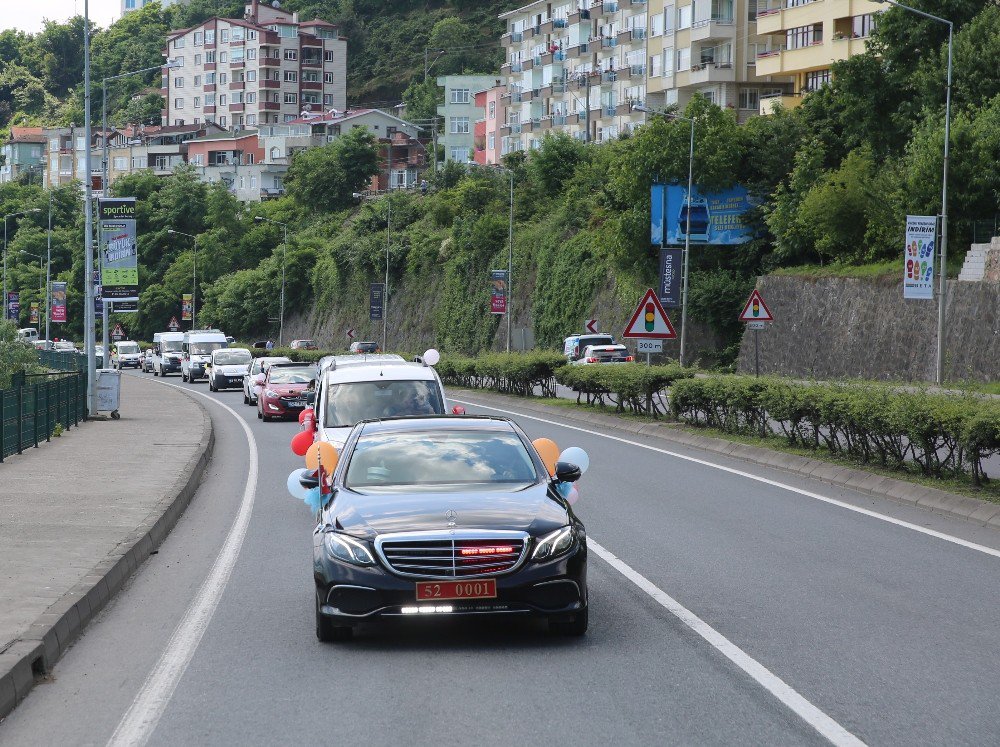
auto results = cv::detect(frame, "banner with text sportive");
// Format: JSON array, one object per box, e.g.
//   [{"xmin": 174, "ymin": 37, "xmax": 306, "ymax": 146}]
[
  {"xmin": 98, "ymin": 198, "xmax": 139, "ymax": 302},
  {"xmin": 50, "ymin": 282, "xmax": 67, "ymax": 323},
  {"xmin": 903, "ymin": 215, "xmax": 936, "ymax": 300}
]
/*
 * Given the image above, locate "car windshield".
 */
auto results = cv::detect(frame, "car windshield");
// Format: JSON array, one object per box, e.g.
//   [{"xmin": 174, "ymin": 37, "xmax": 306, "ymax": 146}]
[
  {"xmin": 580, "ymin": 335, "xmax": 614, "ymax": 349},
  {"xmin": 324, "ymin": 380, "xmax": 444, "ymax": 427},
  {"xmin": 298, "ymin": 340, "xmax": 316, "ymax": 347},
  {"xmin": 354, "ymin": 342, "xmax": 377, "ymax": 352},
  {"xmin": 161, "ymin": 341, "xmax": 183, "ymax": 352},
  {"xmin": 118, "ymin": 343, "xmax": 139, "ymax": 354},
  {"xmin": 190, "ymin": 342, "xmax": 224, "ymax": 355},
  {"xmin": 346, "ymin": 429, "xmax": 539, "ymax": 489},
  {"xmin": 214, "ymin": 351, "xmax": 251, "ymax": 365},
  {"xmin": 268, "ymin": 366, "xmax": 315, "ymax": 384}
]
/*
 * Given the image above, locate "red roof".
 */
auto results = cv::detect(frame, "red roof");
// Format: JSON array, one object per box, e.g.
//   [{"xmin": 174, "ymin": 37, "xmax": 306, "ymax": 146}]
[{"xmin": 10, "ymin": 127, "xmax": 45, "ymax": 143}]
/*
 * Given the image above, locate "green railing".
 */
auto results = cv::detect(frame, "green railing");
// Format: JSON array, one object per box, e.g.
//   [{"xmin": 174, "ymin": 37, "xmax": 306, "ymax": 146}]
[{"xmin": 1, "ymin": 353, "xmax": 87, "ymax": 462}]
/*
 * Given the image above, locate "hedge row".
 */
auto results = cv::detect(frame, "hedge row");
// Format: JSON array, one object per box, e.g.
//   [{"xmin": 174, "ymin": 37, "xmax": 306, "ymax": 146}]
[
  {"xmin": 438, "ymin": 352, "xmax": 566, "ymax": 396},
  {"xmin": 556, "ymin": 364, "xmax": 695, "ymax": 417},
  {"xmin": 671, "ymin": 376, "xmax": 1000, "ymax": 484}
]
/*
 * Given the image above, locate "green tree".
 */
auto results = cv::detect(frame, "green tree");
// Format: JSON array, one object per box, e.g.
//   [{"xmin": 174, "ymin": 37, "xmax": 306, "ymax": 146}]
[
  {"xmin": 528, "ymin": 133, "xmax": 590, "ymax": 195},
  {"xmin": 285, "ymin": 127, "xmax": 380, "ymax": 212},
  {"xmin": 0, "ymin": 320, "xmax": 39, "ymax": 387}
]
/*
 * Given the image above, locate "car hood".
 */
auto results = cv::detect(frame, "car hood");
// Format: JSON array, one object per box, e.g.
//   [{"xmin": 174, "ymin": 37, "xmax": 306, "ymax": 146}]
[
  {"xmin": 217, "ymin": 365, "xmax": 249, "ymax": 375},
  {"xmin": 266, "ymin": 384, "xmax": 307, "ymax": 396},
  {"xmin": 330, "ymin": 483, "xmax": 568, "ymax": 541}
]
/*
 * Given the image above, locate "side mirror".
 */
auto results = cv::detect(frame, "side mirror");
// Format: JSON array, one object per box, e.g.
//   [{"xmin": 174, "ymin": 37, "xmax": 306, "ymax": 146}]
[
  {"xmin": 451, "ymin": 405, "xmax": 466, "ymax": 415},
  {"xmin": 553, "ymin": 461, "xmax": 582, "ymax": 483},
  {"xmin": 298, "ymin": 471, "xmax": 320, "ymax": 490}
]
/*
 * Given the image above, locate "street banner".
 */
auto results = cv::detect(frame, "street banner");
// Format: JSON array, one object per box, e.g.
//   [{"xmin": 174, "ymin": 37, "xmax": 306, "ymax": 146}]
[
  {"xmin": 652, "ymin": 184, "xmax": 756, "ymax": 245},
  {"xmin": 490, "ymin": 270, "xmax": 508, "ymax": 315},
  {"xmin": 658, "ymin": 248, "xmax": 683, "ymax": 308},
  {"xmin": 903, "ymin": 215, "xmax": 936, "ymax": 300},
  {"xmin": 112, "ymin": 300, "xmax": 138, "ymax": 313},
  {"xmin": 50, "ymin": 282, "xmax": 67, "ymax": 323},
  {"xmin": 181, "ymin": 294, "xmax": 193, "ymax": 321},
  {"xmin": 6, "ymin": 292, "xmax": 19, "ymax": 320},
  {"xmin": 98, "ymin": 198, "xmax": 139, "ymax": 302},
  {"xmin": 30, "ymin": 302, "xmax": 39, "ymax": 325},
  {"xmin": 370, "ymin": 283, "xmax": 385, "ymax": 322}
]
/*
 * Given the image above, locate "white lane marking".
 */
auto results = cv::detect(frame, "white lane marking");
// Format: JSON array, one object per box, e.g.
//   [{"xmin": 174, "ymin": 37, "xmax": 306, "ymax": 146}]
[
  {"xmin": 108, "ymin": 381, "xmax": 259, "ymax": 747},
  {"xmin": 588, "ymin": 539, "xmax": 866, "ymax": 747},
  {"xmin": 451, "ymin": 398, "xmax": 1000, "ymax": 560}
]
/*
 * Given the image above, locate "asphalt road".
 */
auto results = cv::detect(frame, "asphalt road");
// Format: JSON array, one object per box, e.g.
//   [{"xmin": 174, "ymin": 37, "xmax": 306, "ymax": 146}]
[{"xmin": 2, "ymin": 370, "xmax": 999, "ymax": 746}]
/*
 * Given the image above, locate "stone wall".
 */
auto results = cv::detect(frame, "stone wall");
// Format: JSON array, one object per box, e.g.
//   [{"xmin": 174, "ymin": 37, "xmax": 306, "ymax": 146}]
[{"xmin": 736, "ymin": 275, "xmax": 1000, "ymax": 382}]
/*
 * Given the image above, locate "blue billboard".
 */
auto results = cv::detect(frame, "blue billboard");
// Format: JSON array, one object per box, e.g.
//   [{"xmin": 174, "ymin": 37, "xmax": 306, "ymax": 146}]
[{"xmin": 651, "ymin": 184, "xmax": 756, "ymax": 246}]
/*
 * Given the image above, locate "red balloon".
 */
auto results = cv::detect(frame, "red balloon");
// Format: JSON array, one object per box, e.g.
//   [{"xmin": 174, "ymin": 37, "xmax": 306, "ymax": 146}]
[
  {"xmin": 290, "ymin": 430, "xmax": 314, "ymax": 457},
  {"xmin": 298, "ymin": 407, "xmax": 314, "ymax": 425}
]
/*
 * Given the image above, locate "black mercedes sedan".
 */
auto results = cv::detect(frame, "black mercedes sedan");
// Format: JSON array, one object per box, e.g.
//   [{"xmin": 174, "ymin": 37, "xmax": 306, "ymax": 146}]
[{"xmin": 310, "ymin": 416, "xmax": 588, "ymax": 641}]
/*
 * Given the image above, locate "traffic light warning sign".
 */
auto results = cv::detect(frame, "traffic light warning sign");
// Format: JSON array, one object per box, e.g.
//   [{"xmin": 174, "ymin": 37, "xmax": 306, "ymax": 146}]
[
  {"xmin": 622, "ymin": 288, "xmax": 677, "ymax": 339},
  {"xmin": 739, "ymin": 289, "xmax": 774, "ymax": 323}
]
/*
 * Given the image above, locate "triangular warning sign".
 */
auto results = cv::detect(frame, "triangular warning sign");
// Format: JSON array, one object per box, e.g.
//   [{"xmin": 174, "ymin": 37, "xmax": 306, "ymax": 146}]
[
  {"xmin": 112, "ymin": 323, "xmax": 125, "ymax": 336},
  {"xmin": 739, "ymin": 289, "xmax": 774, "ymax": 322},
  {"xmin": 622, "ymin": 288, "xmax": 677, "ymax": 339}
]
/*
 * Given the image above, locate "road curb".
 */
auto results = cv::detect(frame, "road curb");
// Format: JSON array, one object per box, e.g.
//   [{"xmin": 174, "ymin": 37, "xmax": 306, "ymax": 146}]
[
  {"xmin": 0, "ymin": 392, "xmax": 215, "ymax": 721},
  {"xmin": 452, "ymin": 388, "xmax": 1000, "ymax": 531}
]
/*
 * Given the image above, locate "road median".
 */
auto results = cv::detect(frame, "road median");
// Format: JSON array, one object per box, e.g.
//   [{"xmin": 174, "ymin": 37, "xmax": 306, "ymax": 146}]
[{"xmin": 0, "ymin": 374, "xmax": 213, "ymax": 720}]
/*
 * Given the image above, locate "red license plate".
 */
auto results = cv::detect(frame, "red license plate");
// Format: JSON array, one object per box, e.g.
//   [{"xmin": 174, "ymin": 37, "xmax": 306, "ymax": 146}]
[{"xmin": 415, "ymin": 579, "xmax": 497, "ymax": 601}]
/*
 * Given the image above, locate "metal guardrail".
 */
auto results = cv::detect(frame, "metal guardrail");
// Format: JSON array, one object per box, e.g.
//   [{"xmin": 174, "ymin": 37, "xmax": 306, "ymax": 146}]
[{"xmin": 1, "ymin": 352, "xmax": 87, "ymax": 461}]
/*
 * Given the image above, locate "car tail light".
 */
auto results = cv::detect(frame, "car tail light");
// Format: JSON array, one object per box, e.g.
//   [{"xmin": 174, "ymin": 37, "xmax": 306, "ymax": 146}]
[
  {"xmin": 625, "ymin": 356, "xmax": 634, "ymax": 362},
  {"xmin": 586, "ymin": 357, "xmax": 598, "ymax": 363}
]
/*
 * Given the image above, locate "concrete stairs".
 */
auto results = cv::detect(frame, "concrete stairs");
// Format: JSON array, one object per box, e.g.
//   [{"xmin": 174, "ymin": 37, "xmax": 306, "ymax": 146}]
[{"xmin": 958, "ymin": 237, "xmax": 1000, "ymax": 281}]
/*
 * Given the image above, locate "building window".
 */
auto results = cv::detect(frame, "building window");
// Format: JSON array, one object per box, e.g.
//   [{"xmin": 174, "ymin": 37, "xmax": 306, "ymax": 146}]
[
  {"xmin": 219, "ymin": 94, "xmax": 227, "ymax": 106},
  {"xmin": 284, "ymin": 70, "xmax": 298, "ymax": 82},
  {"xmin": 247, "ymin": 114, "xmax": 257, "ymax": 125},
  {"xmin": 651, "ymin": 13, "xmax": 663, "ymax": 36},
  {"xmin": 113, "ymin": 157, "xmax": 127, "ymax": 170},
  {"xmin": 678, "ymin": 5, "xmax": 691, "ymax": 30},
  {"xmin": 278, "ymin": 25, "xmax": 298, "ymax": 38},
  {"xmin": 194, "ymin": 31, "xmax": 203, "ymax": 45},
  {"xmin": 787, "ymin": 24, "xmax": 822, "ymax": 50},
  {"xmin": 174, "ymin": 119, "xmax": 185, "ymax": 126},
  {"xmin": 449, "ymin": 146, "xmax": 470, "ymax": 162},
  {"xmin": 205, "ymin": 72, "xmax": 216, "ymax": 84},
  {"xmin": 175, "ymin": 77, "xmax": 184, "ymax": 88},
  {"xmin": 852, "ymin": 14, "xmax": 877, "ymax": 38},
  {"xmin": 194, "ymin": 96, "xmax": 202, "ymax": 107},
  {"xmin": 738, "ymin": 88, "xmax": 759, "ymax": 110},
  {"xmin": 219, "ymin": 116, "xmax": 226, "ymax": 127},
  {"xmin": 232, "ymin": 27, "xmax": 244, "ymax": 42},
  {"xmin": 124, "ymin": 0, "xmax": 137, "ymax": 8},
  {"xmin": 283, "ymin": 114, "xmax": 296, "ymax": 122},
  {"xmin": 488, "ymin": 101, "xmax": 496, "ymax": 119},
  {"xmin": 487, "ymin": 132, "xmax": 495, "ymax": 150},
  {"xmin": 206, "ymin": 51, "xmax": 216, "ymax": 63},
  {"xmin": 324, "ymin": 50, "xmax": 335, "ymax": 62},
  {"xmin": 451, "ymin": 88, "xmax": 471, "ymax": 104},
  {"xmin": 284, "ymin": 92, "xmax": 298, "ymax": 104},
  {"xmin": 174, "ymin": 98, "xmax": 185, "ymax": 108},
  {"xmin": 173, "ymin": 37, "xmax": 185, "ymax": 49},
  {"xmin": 206, "ymin": 93, "xmax": 216, "ymax": 105},
  {"xmin": 220, "ymin": 29, "xmax": 229, "ymax": 42},
  {"xmin": 220, "ymin": 73, "xmax": 228, "ymax": 84},
  {"xmin": 450, "ymin": 116, "xmax": 470, "ymax": 134},
  {"xmin": 246, "ymin": 92, "xmax": 256, "ymax": 103},
  {"xmin": 805, "ymin": 69, "xmax": 831, "ymax": 91},
  {"xmin": 205, "ymin": 30, "xmax": 215, "ymax": 44},
  {"xmin": 284, "ymin": 49, "xmax": 298, "ymax": 60},
  {"xmin": 676, "ymin": 47, "xmax": 690, "ymax": 71},
  {"xmin": 303, "ymin": 93, "xmax": 320, "ymax": 104},
  {"xmin": 247, "ymin": 48, "xmax": 256, "ymax": 60},
  {"xmin": 650, "ymin": 53, "xmax": 662, "ymax": 77},
  {"xmin": 248, "ymin": 30, "xmax": 257, "ymax": 40},
  {"xmin": 220, "ymin": 52, "xmax": 228, "ymax": 63},
  {"xmin": 323, "ymin": 94, "xmax": 334, "ymax": 105},
  {"xmin": 246, "ymin": 70, "xmax": 256, "ymax": 81},
  {"xmin": 231, "ymin": 48, "xmax": 245, "ymax": 63},
  {"xmin": 194, "ymin": 75, "xmax": 201, "ymax": 85},
  {"xmin": 194, "ymin": 54, "xmax": 202, "ymax": 65}
]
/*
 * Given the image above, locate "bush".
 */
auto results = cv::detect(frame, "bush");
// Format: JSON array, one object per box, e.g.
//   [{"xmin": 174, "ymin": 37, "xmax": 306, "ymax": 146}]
[
  {"xmin": 671, "ymin": 376, "xmax": 1000, "ymax": 484},
  {"xmin": 555, "ymin": 364, "xmax": 694, "ymax": 417},
  {"xmin": 438, "ymin": 352, "xmax": 566, "ymax": 396}
]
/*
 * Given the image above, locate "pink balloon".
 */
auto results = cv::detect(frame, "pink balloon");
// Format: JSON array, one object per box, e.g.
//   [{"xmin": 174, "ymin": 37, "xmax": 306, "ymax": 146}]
[{"xmin": 567, "ymin": 486, "xmax": 580, "ymax": 505}]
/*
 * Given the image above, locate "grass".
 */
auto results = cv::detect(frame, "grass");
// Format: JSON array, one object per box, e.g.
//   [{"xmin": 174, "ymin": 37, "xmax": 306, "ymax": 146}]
[{"xmin": 771, "ymin": 261, "xmax": 900, "ymax": 280}]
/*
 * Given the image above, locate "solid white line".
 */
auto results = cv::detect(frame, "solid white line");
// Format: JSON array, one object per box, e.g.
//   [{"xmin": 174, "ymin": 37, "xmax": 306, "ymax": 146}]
[
  {"xmin": 587, "ymin": 539, "xmax": 866, "ymax": 747},
  {"xmin": 108, "ymin": 380, "xmax": 259, "ymax": 747},
  {"xmin": 451, "ymin": 398, "xmax": 1000, "ymax": 560}
]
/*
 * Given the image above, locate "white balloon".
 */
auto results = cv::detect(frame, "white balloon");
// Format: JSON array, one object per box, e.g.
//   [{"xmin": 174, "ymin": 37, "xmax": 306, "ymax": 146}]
[
  {"xmin": 286, "ymin": 469, "xmax": 309, "ymax": 502},
  {"xmin": 423, "ymin": 348, "xmax": 441, "ymax": 366},
  {"xmin": 559, "ymin": 447, "xmax": 590, "ymax": 475}
]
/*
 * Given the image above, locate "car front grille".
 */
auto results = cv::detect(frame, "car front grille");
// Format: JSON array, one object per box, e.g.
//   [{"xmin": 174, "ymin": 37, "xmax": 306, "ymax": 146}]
[{"xmin": 375, "ymin": 530, "xmax": 529, "ymax": 579}]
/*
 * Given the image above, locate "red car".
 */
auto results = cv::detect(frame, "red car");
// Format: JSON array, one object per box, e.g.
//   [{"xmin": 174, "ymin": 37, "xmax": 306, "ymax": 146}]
[{"xmin": 257, "ymin": 362, "xmax": 317, "ymax": 422}]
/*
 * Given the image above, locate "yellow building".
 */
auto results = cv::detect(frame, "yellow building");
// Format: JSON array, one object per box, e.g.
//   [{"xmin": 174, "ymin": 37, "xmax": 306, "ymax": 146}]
[{"xmin": 754, "ymin": 0, "xmax": 882, "ymax": 114}]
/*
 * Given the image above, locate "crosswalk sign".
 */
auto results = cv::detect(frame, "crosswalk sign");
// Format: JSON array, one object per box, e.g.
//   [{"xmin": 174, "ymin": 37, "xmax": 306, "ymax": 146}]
[
  {"xmin": 739, "ymin": 289, "xmax": 774, "ymax": 322},
  {"xmin": 622, "ymin": 288, "xmax": 677, "ymax": 339}
]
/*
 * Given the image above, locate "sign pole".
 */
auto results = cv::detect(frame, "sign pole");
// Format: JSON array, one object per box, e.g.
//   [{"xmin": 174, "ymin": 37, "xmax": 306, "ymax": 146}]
[
  {"xmin": 679, "ymin": 119, "xmax": 694, "ymax": 367},
  {"xmin": 754, "ymin": 328, "xmax": 759, "ymax": 378}
]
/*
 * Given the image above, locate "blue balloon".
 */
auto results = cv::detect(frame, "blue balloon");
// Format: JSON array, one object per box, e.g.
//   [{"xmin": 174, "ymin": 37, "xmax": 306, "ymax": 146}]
[{"xmin": 287, "ymin": 469, "xmax": 309, "ymax": 501}]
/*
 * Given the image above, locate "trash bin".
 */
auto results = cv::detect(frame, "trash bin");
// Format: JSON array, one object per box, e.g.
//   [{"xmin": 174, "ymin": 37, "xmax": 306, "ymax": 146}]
[{"xmin": 95, "ymin": 368, "xmax": 122, "ymax": 419}]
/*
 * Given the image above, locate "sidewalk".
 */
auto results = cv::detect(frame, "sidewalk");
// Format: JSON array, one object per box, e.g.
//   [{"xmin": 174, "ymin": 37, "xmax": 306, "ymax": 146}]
[{"xmin": 0, "ymin": 374, "xmax": 212, "ymax": 718}]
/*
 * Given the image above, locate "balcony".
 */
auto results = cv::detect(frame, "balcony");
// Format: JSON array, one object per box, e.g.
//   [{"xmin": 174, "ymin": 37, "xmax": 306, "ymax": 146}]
[
  {"xmin": 511, "ymin": 31, "xmax": 524, "ymax": 43},
  {"xmin": 205, "ymin": 84, "xmax": 217, "ymax": 92},
  {"xmin": 499, "ymin": 124, "xmax": 511, "ymax": 136},
  {"xmin": 568, "ymin": 42, "xmax": 589, "ymax": 58},
  {"xmin": 554, "ymin": 18, "xmax": 568, "ymax": 28},
  {"xmin": 687, "ymin": 61, "xmax": 736, "ymax": 85},
  {"xmin": 601, "ymin": 70, "xmax": 617, "ymax": 84},
  {"xmin": 619, "ymin": 27, "xmax": 647, "ymax": 43},
  {"xmin": 301, "ymin": 58, "xmax": 323, "ymax": 68},
  {"xmin": 553, "ymin": 114, "xmax": 568, "ymax": 126},
  {"xmin": 602, "ymin": 105, "xmax": 617, "ymax": 117},
  {"xmin": 592, "ymin": 1, "xmax": 619, "ymax": 17},
  {"xmin": 230, "ymin": 60, "xmax": 245, "ymax": 68},
  {"xmin": 230, "ymin": 82, "xmax": 245, "ymax": 90},
  {"xmin": 601, "ymin": 36, "xmax": 618, "ymax": 49},
  {"xmin": 759, "ymin": 92, "xmax": 804, "ymax": 115},
  {"xmin": 261, "ymin": 79, "xmax": 280, "ymax": 89},
  {"xmin": 260, "ymin": 57, "xmax": 280, "ymax": 67},
  {"xmin": 230, "ymin": 103, "xmax": 245, "ymax": 112},
  {"xmin": 511, "ymin": 62, "xmax": 524, "ymax": 73},
  {"xmin": 755, "ymin": 41, "xmax": 828, "ymax": 76},
  {"xmin": 690, "ymin": 18, "xmax": 737, "ymax": 42},
  {"xmin": 301, "ymin": 81, "xmax": 323, "ymax": 90},
  {"xmin": 262, "ymin": 102, "xmax": 281, "ymax": 111}
]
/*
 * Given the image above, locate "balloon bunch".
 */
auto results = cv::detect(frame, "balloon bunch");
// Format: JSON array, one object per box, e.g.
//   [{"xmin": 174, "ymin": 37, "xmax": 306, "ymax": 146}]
[
  {"xmin": 531, "ymin": 438, "xmax": 590, "ymax": 507},
  {"xmin": 287, "ymin": 408, "xmax": 339, "ymax": 512}
]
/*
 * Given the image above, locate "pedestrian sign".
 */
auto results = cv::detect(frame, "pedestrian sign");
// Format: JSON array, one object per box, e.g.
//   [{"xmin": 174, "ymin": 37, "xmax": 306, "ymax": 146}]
[
  {"xmin": 622, "ymin": 288, "xmax": 677, "ymax": 339},
  {"xmin": 739, "ymin": 289, "xmax": 774, "ymax": 323}
]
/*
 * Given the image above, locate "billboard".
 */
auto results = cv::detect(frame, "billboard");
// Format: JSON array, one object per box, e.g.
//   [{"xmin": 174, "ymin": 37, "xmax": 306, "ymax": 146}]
[
  {"xmin": 6, "ymin": 292, "xmax": 19, "ymax": 320},
  {"xmin": 98, "ymin": 198, "xmax": 139, "ymax": 301},
  {"xmin": 658, "ymin": 248, "xmax": 683, "ymax": 308},
  {"xmin": 903, "ymin": 215, "xmax": 936, "ymax": 300},
  {"xmin": 490, "ymin": 270, "xmax": 508, "ymax": 315},
  {"xmin": 652, "ymin": 184, "xmax": 755, "ymax": 246},
  {"xmin": 50, "ymin": 282, "xmax": 67, "ymax": 323}
]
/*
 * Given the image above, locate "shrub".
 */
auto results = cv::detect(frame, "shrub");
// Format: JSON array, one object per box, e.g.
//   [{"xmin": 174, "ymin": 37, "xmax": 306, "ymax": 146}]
[
  {"xmin": 438, "ymin": 352, "xmax": 566, "ymax": 396},
  {"xmin": 556, "ymin": 363, "xmax": 694, "ymax": 417}
]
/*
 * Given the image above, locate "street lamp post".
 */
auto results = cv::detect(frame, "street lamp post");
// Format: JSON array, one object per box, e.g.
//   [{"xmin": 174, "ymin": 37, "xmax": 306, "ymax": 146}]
[
  {"xmin": 874, "ymin": 0, "xmax": 952, "ymax": 385},
  {"xmin": 633, "ymin": 104, "xmax": 695, "ymax": 366},
  {"xmin": 167, "ymin": 230, "xmax": 198, "ymax": 329},
  {"xmin": 46, "ymin": 194, "xmax": 52, "ymax": 344},
  {"xmin": 84, "ymin": 0, "xmax": 96, "ymax": 413},
  {"xmin": 254, "ymin": 217, "xmax": 288, "ymax": 346},
  {"xmin": 3, "ymin": 209, "xmax": 42, "ymax": 322}
]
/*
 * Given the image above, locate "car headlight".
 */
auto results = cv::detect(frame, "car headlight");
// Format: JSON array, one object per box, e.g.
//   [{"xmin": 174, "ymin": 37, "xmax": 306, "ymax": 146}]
[
  {"xmin": 264, "ymin": 389, "xmax": 278, "ymax": 398},
  {"xmin": 532, "ymin": 526, "xmax": 575, "ymax": 561},
  {"xmin": 323, "ymin": 533, "xmax": 375, "ymax": 566}
]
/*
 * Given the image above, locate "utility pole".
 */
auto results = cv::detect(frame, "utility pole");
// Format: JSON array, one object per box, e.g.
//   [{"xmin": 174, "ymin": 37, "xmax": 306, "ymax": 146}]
[
  {"xmin": 46, "ymin": 194, "xmax": 52, "ymax": 344},
  {"xmin": 83, "ymin": 0, "xmax": 97, "ymax": 413},
  {"xmin": 507, "ymin": 169, "xmax": 514, "ymax": 352},
  {"xmin": 383, "ymin": 197, "xmax": 390, "ymax": 352}
]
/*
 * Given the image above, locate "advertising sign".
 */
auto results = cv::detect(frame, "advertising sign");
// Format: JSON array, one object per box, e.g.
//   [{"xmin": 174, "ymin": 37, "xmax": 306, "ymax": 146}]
[
  {"xmin": 490, "ymin": 270, "xmax": 508, "ymax": 315},
  {"xmin": 98, "ymin": 198, "xmax": 139, "ymax": 301},
  {"xmin": 112, "ymin": 300, "xmax": 138, "ymax": 313},
  {"xmin": 50, "ymin": 283, "xmax": 67, "ymax": 323},
  {"xmin": 6, "ymin": 292, "xmax": 19, "ymax": 320},
  {"xmin": 658, "ymin": 248, "xmax": 683, "ymax": 308},
  {"xmin": 30, "ymin": 302, "xmax": 39, "ymax": 325},
  {"xmin": 369, "ymin": 283, "xmax": 385, "ymax": 322},
  {"xmin": 181, "ymin": 294, "xmax": 193, "ymax": 321},
  {"xmin": 652, "ymin": 184, "xmax": 755, "ymax": 246},
  {"xmin": 903, "ymin": 215, "xmax": 936, "ymax": 300}
]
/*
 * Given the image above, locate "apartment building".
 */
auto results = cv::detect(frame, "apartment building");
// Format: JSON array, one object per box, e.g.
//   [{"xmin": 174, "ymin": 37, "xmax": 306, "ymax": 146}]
[
  {"xmin": 1, "ymin": 128, "xmax": 46, "ymax": 185},
  {"xmin": 437, "ymin": 75, "xmax": 499, "ymax": 164},
  {"xmin": 104, "ymin": 122, "xmax": 226, "ymax": 183},
  {"xmin": 41, "ymin": 127, "xmax": 106, "ymax": 192},
  {"xmin": 498, "ymin": 0, "xmax": 793, "ymax": 152},
  {"xmin": 474, "ymin": 84, "xmax": 508, "ymax": 165},
  {"xmin": 754, "ymin": 0, "xmax": 882, "ymax": 113},
  {"xmin": 162, "ymin": 0, "xmax": 347, "ymax": 131},
  {"xmin": 122, "ymin": 0, "xmax": 185, "ymax": 13}
]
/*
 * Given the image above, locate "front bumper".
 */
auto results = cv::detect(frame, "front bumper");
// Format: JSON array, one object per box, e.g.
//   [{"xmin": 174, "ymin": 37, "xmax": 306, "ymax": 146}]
[
  {"xmin": 214, "ymin": 374, "xmax": 245, "ymax": 389},
  {"xmin": 261, "ymin": 395, "xmax": 307, "ymax": 417},
  {"xmin": 315, "ymin": 539, "xmax": 587, "ymax": 626}
]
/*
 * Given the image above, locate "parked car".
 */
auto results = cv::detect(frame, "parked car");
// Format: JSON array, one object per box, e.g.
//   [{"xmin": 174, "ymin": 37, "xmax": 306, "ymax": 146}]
[
  {"xmin": 309, "ymin": 416, "xmax": 588, "ymax": 642},
  {"xmin": 243, "ymin": 356, "xmax": 291, "ymax": 405},
  {"xmin": 112, "ymin": 341, "xmax": 143, "ymax": 369},
  {"xmin": 572, "ymin": 344, "xmax": 634, "ymax": 365},
  {"xmin": 141, "ymin": 348, "xmax": 155, "ymax": 372},
  {"xmin": 349, "ymin": 341, "xmax": 380, "ymax": 354},
  {"xmin": 257, "ymin": 362, "xmax": 317, "ymax": 421},
  {"xmin": 290, "ymin": 339, "xmax": 319, "ymax": 350},
  {"xmin": 207, "ymin": 348, "xmax": 253, "ymax": 392}
]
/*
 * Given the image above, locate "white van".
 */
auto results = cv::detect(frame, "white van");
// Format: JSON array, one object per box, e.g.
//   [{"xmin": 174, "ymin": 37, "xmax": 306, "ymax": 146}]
[
  {"xmin": 17, "ymin": 328, "xmax": 39, "ymax": 344},
  {"xmin": 152, "ymin": 331, "xmax": 185, "ymax": 377},
  {"xmin": 182, "ymin": 329, "xmax": 228, "ymax": 383}
]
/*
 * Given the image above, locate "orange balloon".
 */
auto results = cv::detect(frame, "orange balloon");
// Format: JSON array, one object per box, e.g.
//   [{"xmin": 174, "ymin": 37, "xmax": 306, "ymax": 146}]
[
  {"xmin": 532, "ymin": 437, "xmax": 560, "ymax": 476},
  {"xmin": 290, "ymin": 430, "xmax": 314, "ymax": 457},
  {"xmin": 305, "ymin": 441, "xmax": 339, "ymax": 472}
]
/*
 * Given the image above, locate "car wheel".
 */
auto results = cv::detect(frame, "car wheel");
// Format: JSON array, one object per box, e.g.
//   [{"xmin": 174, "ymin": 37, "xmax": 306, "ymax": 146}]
[
  {"xmin": 550, "ymin": 608, "xmax": 588, "ymax": 637},
  {"xmin": 153, "ymin": 369, "xmax": 158, "ymax": 377},
  {"xmin": 316, "ymin": 595, "xmax": 353, "ymax": 643},
  {"xmin": 257, "ymin": 410, "xmax": 263, "ymax": 420},
  {"xmin": 209, "ymin": 380, "xmax": 216, "ymax": 392},
  {"xmin": 243, "ymin": 392, "xmax": 249, "ymax": 404}
]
